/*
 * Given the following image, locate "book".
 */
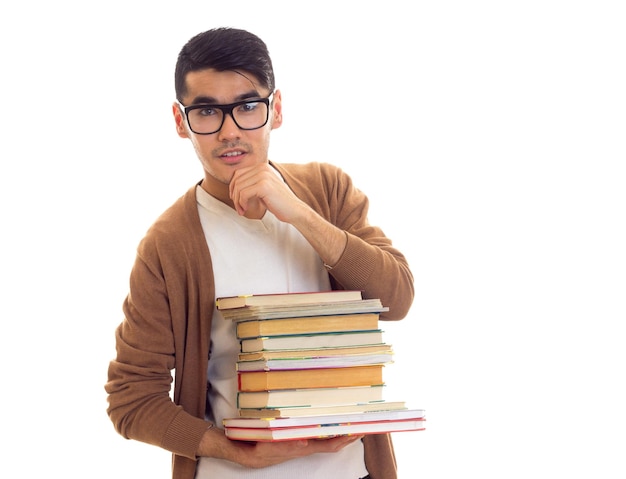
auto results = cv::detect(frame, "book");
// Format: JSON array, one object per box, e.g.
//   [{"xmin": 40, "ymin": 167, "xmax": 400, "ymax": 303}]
[
  {"xmin": 236, "ymin": 350, "xmax": 393, "ymax": 371},
  {"xmin": 222, "ymin": 290, "xmax": 425, "ymax": 441},
  {"xmin": 224, "ymin": 413, "xmax": 426, "ymax": 442},
  {"xmin": 240, "ymin": 330, "xmax": 385, "ymax": 353},
  {"xmin": 216, "ymin": 290, "xmax": 363, "ymax": 310},
  {"xmin": 225, "ymin": 408, "xmax": 425, "ymax": 429},
  {"xmin": 235, "ymin": 312, "xmax": 380, "ymax": 339},
  {"xmin": 237, "ymin": 385, "xmax": 387, "ymax": 409},
  {"xmin": 238, "ymin": 365, "xmax": 384, "ymax": 392},
  {"xmin": 238, "ymin": 344, "xmax": 393, "ymax": 362},
  {"xmin": 224, "ymin": 417, "xmax": 426, "ymax": 441},
  {"xmin": 219, "ymin": 299, "xmax": 389, "ymax": 322},
  {"xmin": 238, "ymin": 400, "xmax": 408, "ymax": 418}
]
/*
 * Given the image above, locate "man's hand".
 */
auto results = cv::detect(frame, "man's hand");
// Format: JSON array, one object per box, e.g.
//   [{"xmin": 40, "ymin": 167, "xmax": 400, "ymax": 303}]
[
  {"xmin": 197, "ymin": 425, "xmax": 364, "ymax": 468},
  {"xmin": 228, "ymin": 163, "xmax": 306, "ymax": 222},
  {"xmin": 228, "ymin": 163, "xmax": 347, "ymax": 267},
  {"xmin": 234, "ymin": 435, "xmax": 365, "ymax": 468}
]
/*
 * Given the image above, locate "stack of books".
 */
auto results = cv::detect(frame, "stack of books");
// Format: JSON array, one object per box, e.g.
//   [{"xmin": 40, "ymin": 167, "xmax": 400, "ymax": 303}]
[{"xmin": 217, "ymin": 290, "xmax": 425, "ymax": 441}]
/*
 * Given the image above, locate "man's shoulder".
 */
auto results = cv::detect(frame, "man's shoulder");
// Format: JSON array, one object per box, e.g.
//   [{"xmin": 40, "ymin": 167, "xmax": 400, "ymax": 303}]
[
  {"xmin": 272, "ymin": 161, "xmax": 345, "ymax": 183},
  {"xmin": 139, "ymin": 184, "xmax": 202, "ymax": 247}
]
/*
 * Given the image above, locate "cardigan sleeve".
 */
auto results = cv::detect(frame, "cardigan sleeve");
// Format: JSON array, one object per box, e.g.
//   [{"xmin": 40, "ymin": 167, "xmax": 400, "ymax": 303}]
[
  {"xmin": 275, "ymin": 162, "xmax": 414, "ymax": 321},
  {"xmin": 105, "ymin": 188, "xmax": 212, "ymax": 460},
  {"xmin": 105, "ymin": 238, "xmax": 209, "ymax": 459}
]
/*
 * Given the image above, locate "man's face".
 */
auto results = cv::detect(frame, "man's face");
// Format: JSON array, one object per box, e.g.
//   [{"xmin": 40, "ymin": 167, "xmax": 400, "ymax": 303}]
[{"xmin": 173, "ymin": 69, "xmax": 282, "ymax": 185}]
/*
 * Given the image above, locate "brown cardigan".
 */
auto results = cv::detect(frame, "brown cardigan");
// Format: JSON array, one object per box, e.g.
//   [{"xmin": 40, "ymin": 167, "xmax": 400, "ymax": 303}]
[{"xmin": 106, "ymin": 161, "xmax": 414, "ymax": 479}]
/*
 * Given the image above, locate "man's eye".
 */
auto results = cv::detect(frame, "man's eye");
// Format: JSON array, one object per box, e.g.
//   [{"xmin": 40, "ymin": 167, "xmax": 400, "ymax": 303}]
[
  {"xmin": 197, "ymin": 107, "xmax": 218, "ymax": 117},
  {"xmin": 238, "ymin": 101, "xmax": 260, "ymax": 113}
]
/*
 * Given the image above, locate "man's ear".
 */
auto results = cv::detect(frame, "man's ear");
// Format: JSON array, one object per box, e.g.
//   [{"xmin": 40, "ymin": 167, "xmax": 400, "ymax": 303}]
[
  {"xmin": 270, "ymin": 89, "xmax": 283, "ymax": 129},
  {"xmin": 172, "ymin": 102, "xmax": 189, "ymax": 138}
]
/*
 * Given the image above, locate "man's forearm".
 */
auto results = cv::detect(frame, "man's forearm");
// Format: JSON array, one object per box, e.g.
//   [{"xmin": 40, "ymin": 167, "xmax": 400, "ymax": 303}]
[{"xmin": 290, "ymin": 203, "xmax": 348, "ymax": 268}]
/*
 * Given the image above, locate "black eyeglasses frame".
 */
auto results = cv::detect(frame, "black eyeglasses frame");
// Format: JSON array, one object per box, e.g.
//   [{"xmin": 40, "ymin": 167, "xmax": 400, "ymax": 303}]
[{"xmin": 177, "ymin": 93, "xmax": 274, "ymax": 135}]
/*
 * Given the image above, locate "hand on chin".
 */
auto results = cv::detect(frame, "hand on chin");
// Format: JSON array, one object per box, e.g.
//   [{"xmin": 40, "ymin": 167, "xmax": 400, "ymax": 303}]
[{"xmin": 241, "ymin": 198, "xmax": 267, "ymax": 220}]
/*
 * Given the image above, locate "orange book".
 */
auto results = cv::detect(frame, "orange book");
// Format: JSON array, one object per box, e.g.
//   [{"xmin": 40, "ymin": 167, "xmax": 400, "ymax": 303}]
[
  {"xmin": 237, "ymin": 365, "xmax": 384, "ymax": 392},
  {"xmin": 236, "ymin": 312, "xmax": 380, "ymax": 339}
]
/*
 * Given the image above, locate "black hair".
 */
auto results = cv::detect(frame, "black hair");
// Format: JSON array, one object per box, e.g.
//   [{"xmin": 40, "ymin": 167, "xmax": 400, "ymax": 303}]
[{"xmin": 174, "ymin": 27, "xmax": 275, "ymax": 101}]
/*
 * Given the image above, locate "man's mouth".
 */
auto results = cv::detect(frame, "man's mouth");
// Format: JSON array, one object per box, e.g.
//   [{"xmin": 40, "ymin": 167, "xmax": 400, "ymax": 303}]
[{"xmin": 221, "ymin": 150, "xmax": 245, "ymax": 162}]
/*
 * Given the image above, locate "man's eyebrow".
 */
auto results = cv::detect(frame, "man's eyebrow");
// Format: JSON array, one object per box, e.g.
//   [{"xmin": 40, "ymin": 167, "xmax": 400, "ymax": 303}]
[{"xmin": 189, "ymin": 91, "xmax": 263, "ymax": 105}]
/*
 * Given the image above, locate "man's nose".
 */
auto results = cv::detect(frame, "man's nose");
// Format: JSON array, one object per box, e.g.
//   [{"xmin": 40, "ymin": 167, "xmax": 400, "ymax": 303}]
[{"xmin": 218, "ymin": 112, "xmax": 241, "ymax": 140}]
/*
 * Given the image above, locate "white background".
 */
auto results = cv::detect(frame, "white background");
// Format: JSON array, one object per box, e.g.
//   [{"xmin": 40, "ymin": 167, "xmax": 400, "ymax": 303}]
[{"xmin": 1, "ymin": 1, "xmax": 625, "ymax": 477}]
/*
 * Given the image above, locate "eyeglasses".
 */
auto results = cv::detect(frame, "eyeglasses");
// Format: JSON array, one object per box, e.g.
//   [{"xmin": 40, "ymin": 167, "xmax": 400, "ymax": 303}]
[{"xmin": 177, "ymin": 93, "xmax": 274, "ymax": 135}]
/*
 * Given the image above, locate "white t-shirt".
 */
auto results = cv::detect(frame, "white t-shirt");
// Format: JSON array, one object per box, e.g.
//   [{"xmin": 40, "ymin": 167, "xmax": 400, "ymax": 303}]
[{"xmin": 194, "ymin": 182, "xmax": 368, "ymax": 479}]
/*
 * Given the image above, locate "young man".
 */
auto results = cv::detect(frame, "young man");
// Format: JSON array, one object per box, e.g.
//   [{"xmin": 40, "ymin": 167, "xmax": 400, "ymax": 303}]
[{"xmin": 106, "ymin": 27, "xmax": 414, "ymax": 479}]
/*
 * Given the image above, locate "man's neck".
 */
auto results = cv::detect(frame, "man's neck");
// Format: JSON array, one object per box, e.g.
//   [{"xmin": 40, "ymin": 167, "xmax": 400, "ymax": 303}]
[{"xmin": 200, "ymin": 174, "xmax": 235, "ymax": 209}]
